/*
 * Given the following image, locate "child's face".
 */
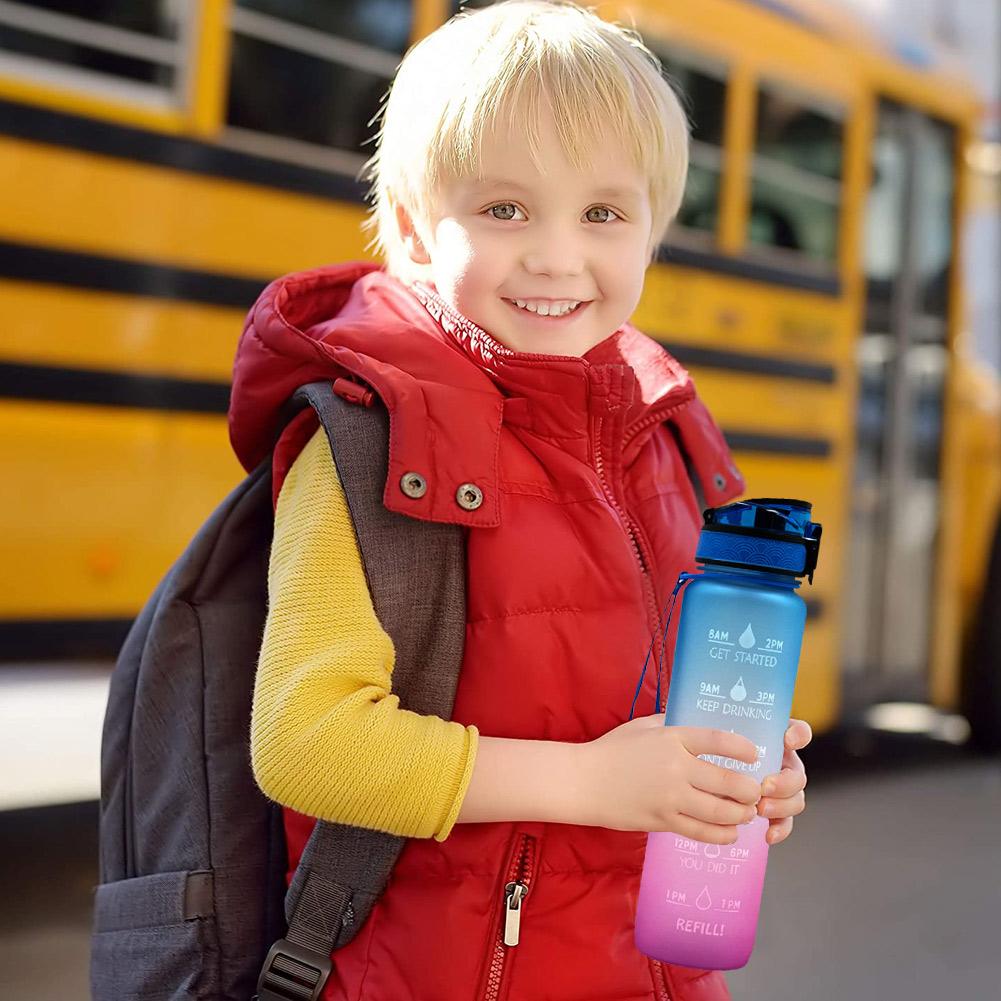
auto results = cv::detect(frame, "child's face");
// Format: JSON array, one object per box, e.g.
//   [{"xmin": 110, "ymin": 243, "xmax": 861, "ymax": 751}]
[{"xmin": 402, "ymin": 109, "xmax": 654, "ymax": 356}]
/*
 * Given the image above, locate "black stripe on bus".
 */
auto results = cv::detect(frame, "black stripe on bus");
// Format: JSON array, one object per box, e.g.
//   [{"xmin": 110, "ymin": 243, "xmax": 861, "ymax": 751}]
[
  {"xmin": 2, "ymin": 240, "xmax": 840, "ymax": 385},
  {"xmin": 1, "ymin": 600, "xmax": 825, "ymax": 662},
  {"xmin": 657, "ymin": 244, "xmax": 842, "ymax": 297},
  {"xmin": 0, "ymin": 96, "xmax": 367, "ymax": 203},
  {"xmin": 1, "ymin": 361, "xmax": 834, "ymax": 459},
  {"xmin": 0, "ymin": 618, "xmax": 133, "ymax": 662},
  {"xmin": 0, "ymin": 239, "xmax": 268, "ymax": 308},
  {"xmin": 725, "ymin": 430, "xmax": 832, "ymax": 457},
  {"xmin": 0, "ymin": 362, "xmax": 230, "ymax": 413},
  {"xmin": 663, "ymin": 343, "xmax": 836, "ymax": 384},
  {"xmin": 0, "ymin": 97, "xmax": 842, "ymax": 296}
]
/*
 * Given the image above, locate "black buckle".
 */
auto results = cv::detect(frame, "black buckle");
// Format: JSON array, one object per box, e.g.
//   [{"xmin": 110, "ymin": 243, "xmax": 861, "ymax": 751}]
[
  {"xmin": 254, "ymin": 938, "xmax": 332, "ymax": 1001},
  {"xmin": 803, "ymin": 523, "xmax": 822, "ymax": 584}
]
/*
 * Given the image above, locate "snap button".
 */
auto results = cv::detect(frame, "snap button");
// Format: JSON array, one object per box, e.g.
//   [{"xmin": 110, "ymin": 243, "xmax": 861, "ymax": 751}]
[
  {"xmin": 456, "ymin": 483, "xmax": 484, "ymax": 511},
  {"xmin": 400, "ymin": 472, "xmax": 427, "ymax": 499},
  {"xmin": 713, "ymin": 473, "xmax": 727, "ymax": 491}
]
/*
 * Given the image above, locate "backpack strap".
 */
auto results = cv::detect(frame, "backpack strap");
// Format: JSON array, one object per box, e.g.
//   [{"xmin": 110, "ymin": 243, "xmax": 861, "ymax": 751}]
[{"xmin": 256, "ymin": 381, "xmax": 466, "ymax": 1001}]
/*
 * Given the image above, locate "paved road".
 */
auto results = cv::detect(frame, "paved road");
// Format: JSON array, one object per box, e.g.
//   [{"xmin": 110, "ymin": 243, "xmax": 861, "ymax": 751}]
[
  {"xmin": 726, "ymin": 731, "xmax": 1001, "ymax": 1001},
  {"xmin": 1, "ymin": 729, "xmax": 998, "ymax": 1000}
]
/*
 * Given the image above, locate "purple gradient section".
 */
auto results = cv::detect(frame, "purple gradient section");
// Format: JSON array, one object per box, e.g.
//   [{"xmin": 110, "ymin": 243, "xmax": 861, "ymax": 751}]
[{"xmin": 635, "ymin": 818, "xmax": 770, "ymax": 969}]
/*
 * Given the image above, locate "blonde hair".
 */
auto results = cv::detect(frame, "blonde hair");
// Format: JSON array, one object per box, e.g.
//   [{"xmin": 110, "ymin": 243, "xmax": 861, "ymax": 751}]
[{"xmin": 360, "ymin": 0, "xmax": 690, "ymax": 285}]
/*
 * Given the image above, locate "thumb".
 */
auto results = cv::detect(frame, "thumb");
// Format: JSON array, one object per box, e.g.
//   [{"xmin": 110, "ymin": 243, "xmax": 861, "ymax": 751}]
[{"xmin": 678, "ymin": 726, "xmax": 759, "ymax": 765}]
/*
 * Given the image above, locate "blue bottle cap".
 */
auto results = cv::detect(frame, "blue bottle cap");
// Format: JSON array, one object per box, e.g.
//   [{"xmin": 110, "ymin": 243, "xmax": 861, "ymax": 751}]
[{"xmin": 695, "ymin": 498, "xmax": 823, "ymax": 583}]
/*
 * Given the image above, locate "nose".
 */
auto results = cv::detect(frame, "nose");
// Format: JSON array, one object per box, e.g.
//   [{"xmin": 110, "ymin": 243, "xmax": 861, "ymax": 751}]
[{"xmin": 521, "ymin": 219, "xmax": 585, "ymax": 278}]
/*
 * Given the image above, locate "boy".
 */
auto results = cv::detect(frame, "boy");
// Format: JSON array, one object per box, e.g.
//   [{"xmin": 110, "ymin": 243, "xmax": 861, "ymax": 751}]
[{"xmin": 229, "ymin": 3, "xmax": 811, "ymax": 998}]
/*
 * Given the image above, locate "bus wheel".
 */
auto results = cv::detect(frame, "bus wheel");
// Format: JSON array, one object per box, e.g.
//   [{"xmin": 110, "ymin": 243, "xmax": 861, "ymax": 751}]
[{"xmin": 962, "ymin": 514, "xmax": 1001, "ymax": 754}]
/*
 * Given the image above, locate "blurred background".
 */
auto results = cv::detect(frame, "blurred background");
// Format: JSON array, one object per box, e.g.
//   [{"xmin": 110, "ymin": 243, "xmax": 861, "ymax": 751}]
[{"xmin": 0, "ymin": 0, "xmax": 998, "ymax": 997}]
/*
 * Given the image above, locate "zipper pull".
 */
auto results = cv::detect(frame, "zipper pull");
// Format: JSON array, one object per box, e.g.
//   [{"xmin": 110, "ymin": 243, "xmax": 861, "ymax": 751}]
[{"xmin": 503, "ymin": 882, "xmax": 528, "ymax": 946}]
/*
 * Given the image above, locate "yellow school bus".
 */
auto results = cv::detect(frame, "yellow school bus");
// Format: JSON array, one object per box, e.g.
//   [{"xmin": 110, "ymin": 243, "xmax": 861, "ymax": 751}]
[{"xmin": 1, "ymin": 0, "xmax": 998, "ymax": 759}]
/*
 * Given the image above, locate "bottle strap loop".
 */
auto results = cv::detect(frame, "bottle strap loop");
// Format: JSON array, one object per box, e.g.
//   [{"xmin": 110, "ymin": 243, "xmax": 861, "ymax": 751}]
[{"xmin": 629, "ymin": 572, "xmax": 696, "ymax": 720}]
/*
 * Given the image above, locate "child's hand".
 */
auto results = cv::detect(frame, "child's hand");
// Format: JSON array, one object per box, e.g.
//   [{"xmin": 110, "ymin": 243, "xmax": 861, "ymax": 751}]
[
  {"xmin": 756, "ymin": 718, "xmax": 811, "ymax": 845},
  {"xmin": 580, "ymin": 715, "xmax": 763, "ymax": 843}
]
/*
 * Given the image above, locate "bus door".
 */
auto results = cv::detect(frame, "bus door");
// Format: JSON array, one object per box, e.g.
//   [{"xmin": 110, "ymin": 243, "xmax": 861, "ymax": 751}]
[{"xmin": 843, "ymin": 100, "xmax": 955, "ymax": 708}]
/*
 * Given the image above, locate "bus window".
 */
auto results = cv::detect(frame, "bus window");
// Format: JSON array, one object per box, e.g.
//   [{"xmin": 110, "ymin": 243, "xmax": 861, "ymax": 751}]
[
  {"xmin": 845, "ymin": 102, "xmax": 955, "ymax": 701},
  {"xmin": 235, "ymin": 0, "xmax": 412, "ymax": 54},
  {"xmin": 0, "ymin": 0, "xmax": 184, "ymax": 99},
  {"xmin": 656, "ymin": 49, "xmax": 727, "ymax": 240},
  {"xmin": 912, "ymin": 117, "xmax": 954, "ymax": 323},
  {"xmin": 225, "ymin": 1, "xmax": 411, "ymax": 164},
  {"xmin": 865, "ymin": 114, "xmax": 954, "ymax": 333},
  {"xmin": 748, "ymin": 83, "xmax": 843, "ymax": 269}
]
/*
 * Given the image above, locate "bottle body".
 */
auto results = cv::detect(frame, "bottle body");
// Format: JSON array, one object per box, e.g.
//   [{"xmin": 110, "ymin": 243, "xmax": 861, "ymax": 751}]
[{"xmin": 635, "ymin": 571, "xmax": 807, "ymax": 970}]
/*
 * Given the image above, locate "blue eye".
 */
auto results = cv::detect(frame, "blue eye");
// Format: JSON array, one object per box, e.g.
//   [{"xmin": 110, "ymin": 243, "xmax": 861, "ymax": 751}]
[{"xmin": 585, "ymin": 206, "xmax": 616, "ymax": 224}]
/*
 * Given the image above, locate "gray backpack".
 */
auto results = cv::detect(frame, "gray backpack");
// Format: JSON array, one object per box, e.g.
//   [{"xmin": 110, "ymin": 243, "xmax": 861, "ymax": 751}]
[{"xmin": 91, "ymin": 381, "xmax": 467, "ymax": 1001}]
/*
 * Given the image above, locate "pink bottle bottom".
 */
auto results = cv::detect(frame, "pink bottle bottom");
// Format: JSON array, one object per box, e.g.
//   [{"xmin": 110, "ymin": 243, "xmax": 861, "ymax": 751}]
[{"xmin": 634, "ymin": 816, "xmax": 770, "ymax": 970}]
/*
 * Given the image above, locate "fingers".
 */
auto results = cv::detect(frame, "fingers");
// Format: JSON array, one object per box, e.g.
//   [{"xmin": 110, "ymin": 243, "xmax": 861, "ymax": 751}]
[
  {"xmin": 761, "ymin": 757, "xmax": 807, "ymax": 797},
  {"xmin": 668, "ymin": 812, "xmax": 746, "ymax": 846},
  {"xmin": 785, "ymin": 718, "xmax": 813, "ymax": 749},
  {"xmin": 757, "ymin": 747, "xmax": 808, "ymax": 847},
  {"xmin": 690, "ymin": 755, "xmax": 762, "ymax": 805},
  {"xmin": 682, "ymin": 787, "xmax": 759, "ymax": 829},
  {"xmin": 766, "ymin": 816, "xmax": 794, "ymax": 846},
  {"xmin": 780, "ymin": 741, "xmax": 807, "ymax": 774},
  {"xmin": 679, "ymin": 727, "xmax": 759, "ymax": 766},
  {"xmin": 758, "ymin": 788, "xmax": 805, "ymax": 821}
]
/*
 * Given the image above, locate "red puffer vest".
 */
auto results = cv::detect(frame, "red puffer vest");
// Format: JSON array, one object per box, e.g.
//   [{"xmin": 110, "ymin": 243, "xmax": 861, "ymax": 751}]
[{"xmin": 229, "ymin": 263, "xmax": 745, "ymax": 1001}]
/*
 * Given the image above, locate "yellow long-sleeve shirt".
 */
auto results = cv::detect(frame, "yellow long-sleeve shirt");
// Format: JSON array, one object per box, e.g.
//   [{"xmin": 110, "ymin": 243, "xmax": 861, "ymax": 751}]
[{"xmin": 250, "ymin": 426, "xmax": 479, "ymax": 842}]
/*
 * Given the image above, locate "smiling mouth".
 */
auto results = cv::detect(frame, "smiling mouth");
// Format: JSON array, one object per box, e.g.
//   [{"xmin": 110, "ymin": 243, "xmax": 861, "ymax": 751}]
[{"xmin": 500, "ymin": 296, "xmax": 584, "ymax": 320}]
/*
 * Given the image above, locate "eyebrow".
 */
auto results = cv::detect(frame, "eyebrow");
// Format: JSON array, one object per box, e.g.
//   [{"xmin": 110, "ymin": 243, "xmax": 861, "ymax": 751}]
[
  {"xmin": 470, "ymin": 178, "xmax": 643, "ymax": 202},
  {"xmin": 470, "ymin": 178, "xmax": 531, "ymax": 192},
  {"xmin": 591, "ymin": 186, "xmax": 644, "ymax": 203}
]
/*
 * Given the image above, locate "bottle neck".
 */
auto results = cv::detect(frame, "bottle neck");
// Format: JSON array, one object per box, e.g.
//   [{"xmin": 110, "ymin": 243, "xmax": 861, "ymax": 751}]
[{"xmin": 694, "ymin": 563, "xmax": 802, "ymax": 590}]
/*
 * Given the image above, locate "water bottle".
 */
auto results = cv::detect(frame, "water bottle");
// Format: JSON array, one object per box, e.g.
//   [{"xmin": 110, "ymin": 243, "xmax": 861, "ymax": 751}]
[{"xmin": 634, "ymin": 498, "xmax": 822, "ymax": 970}]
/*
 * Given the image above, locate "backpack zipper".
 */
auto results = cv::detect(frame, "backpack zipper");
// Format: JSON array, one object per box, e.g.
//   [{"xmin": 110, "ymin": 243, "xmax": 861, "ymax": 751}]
[{"xmin": 483, "ymin": 833, "xmax": 536, "ymax": 1001}]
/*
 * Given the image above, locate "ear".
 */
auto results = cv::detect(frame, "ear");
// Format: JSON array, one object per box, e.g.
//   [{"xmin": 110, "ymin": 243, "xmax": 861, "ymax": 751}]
[{"xmin": 395, "ymin": 201, "xmax": 432, "ymax": 265}]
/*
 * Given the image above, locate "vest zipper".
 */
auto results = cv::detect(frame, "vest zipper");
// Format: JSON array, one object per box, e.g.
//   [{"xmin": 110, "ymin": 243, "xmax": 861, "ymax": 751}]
[
  {"xmin": 593, "ymin": 415, "xmax": 662, "ymax": 662},
  {"xmin": 649, "ymin": 959, "xmax": 675, "ymax": 1000},
  {"xmin": 621, "ymin": 390, "xmax": 694, "ymax": 448},
  {"xmin": 483, "ymin": 833, "xmax": 536, "ymax": 1001},
  {"xmin": 593, "ymin": 392, "xmax": 698, "ymax": 689},
  {"xmin": 593, "ymin": 415, "xmax": 650, "ymax": 574}
]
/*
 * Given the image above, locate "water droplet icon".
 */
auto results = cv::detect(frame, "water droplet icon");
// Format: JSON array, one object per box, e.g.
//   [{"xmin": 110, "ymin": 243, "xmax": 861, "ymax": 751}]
[
  {"xmin": 730, "ymin": 676, "xmax": 747, "ymax": 702},
  {"xmin": 739, "ymin": 623, "xmax": 756, "ymax": 649},
  {"xmin": 696, "ymin": 886, "xmax": 713, "ymax": 911}
]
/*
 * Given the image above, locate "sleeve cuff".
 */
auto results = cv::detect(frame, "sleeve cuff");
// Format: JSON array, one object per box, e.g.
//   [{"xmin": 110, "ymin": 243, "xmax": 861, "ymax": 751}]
[{"xmin": 433, "ymin": 724, "xmax": 479, "ymax": 842}]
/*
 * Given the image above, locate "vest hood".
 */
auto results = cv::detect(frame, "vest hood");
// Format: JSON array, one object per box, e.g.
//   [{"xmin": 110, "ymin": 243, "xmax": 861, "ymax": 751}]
[{"xmin": 229, "ymin": 263, "xmax": 743, "ymax": 526}]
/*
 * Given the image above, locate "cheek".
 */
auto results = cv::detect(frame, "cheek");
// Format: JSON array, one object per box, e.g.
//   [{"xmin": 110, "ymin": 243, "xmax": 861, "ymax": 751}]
[
  {"xmin": 428, "ymin": 221, "xmax": 475, "ymax": 291},
  {"xmin": 597, "ymin": 252, "xmax": 646, "ymax": 312},
  {"xmin": 428, "ymin": 230, "xmax": 504, "ymax": 325}
]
